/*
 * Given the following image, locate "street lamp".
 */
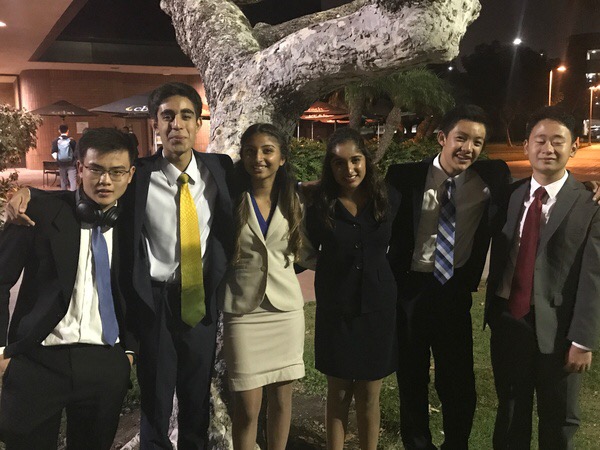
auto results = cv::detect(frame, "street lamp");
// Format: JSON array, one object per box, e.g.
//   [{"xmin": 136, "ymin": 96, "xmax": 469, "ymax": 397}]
[
  {"xmin": 513, "ymin": 38, "xmax": 522, "ymax": 46},
  {"xmin": 548, "ymin": 65, "xmax": 567, "ymax": 106},
  {"xmin": 589, "ymin": 85, "xmax": 600, "ymax": 145}
]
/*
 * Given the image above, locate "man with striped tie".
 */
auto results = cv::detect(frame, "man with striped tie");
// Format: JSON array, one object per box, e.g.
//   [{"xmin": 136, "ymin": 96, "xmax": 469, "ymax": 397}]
[{"xmin": 386, "ymin": 105, "xmax": 511, "ymax": 450}]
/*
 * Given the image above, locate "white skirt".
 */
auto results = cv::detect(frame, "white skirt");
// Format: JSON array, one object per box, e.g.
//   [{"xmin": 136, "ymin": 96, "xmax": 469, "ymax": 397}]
[{"xmin": 223, "ymin": 299, "xmax": 305, "ymax": 392}]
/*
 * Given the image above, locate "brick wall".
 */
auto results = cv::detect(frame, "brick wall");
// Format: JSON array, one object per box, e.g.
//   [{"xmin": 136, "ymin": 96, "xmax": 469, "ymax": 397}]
[{"xmin": 19, "ymin": 70, "xmax": 211, "ymax": 169}]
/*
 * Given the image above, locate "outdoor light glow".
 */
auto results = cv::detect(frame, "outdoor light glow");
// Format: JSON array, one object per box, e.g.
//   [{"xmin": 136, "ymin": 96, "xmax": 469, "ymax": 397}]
[
  {"xmin": 448, "ymin": 66, "xmax": 454, "ymax": 71},
  {"xmin": 513, "ymin": 38, "xmax": 522, "ymax": 45},
  {"xmin": 0, "ymin": 21, "xmax": 6, "ymax": 27},
  {"xmin": 557, "ymin": 65, "xmax": 567, "ymax": 72}
]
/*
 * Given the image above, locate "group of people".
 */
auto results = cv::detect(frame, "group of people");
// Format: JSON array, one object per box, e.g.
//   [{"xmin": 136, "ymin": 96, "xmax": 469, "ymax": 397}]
[{"xmin": 0, "ymin": 80, "xmax": 598, "ymax": 450}]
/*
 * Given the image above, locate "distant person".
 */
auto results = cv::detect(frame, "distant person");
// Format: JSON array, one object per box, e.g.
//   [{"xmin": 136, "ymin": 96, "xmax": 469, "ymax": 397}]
[
  {"xmin": 485, "ymin": 107, "xmax": 600, "ymax": 449},
  {"xmin": 0, "ymin": 128, "xmax": 137, "ymax": 450},
  {"xmin": 51, "ymin": 124, "xmax": 77, "ymax": 190},
  {"xmin": 300, "ymin": 128, "xmax": 400, "ymax": 450},
  {"xmin": 386, "ymin": 105, "xmax": 511, "ymax": 450},
  {"xmin": 121, "ymin": 126, "xmax": 139, "ymax": 159}
]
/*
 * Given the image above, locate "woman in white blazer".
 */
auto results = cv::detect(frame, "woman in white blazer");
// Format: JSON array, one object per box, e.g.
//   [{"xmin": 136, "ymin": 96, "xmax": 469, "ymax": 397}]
[{"xmin": 218, "ymin": 123, "xmax": 305, "ymax": 450}]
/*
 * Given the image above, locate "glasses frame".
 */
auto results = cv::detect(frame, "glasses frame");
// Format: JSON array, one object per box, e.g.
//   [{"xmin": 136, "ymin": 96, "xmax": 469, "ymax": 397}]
[{"xmin": 83, "ymin": 164, "xmax": 133, "ymax": 181}]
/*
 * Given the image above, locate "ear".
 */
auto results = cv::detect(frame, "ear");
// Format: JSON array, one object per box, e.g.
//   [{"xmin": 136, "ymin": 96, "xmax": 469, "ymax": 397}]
[
  {"xmin": 523, "ymin": 139, "xmax": 529, "ymax": 156},
  {"xmin": 126, "ymin": 166, "xmax": 136, "ymax": 184},
  {"xmin": 76, "ymin": 160, "xmax": 83, "ymax": 178},
  {"xmin": 152, "ymin": 119, "xmax": 158, "ymax": 130},
  {"xmin": 570, "ymin": 137, "xmax": 579, "ymax": 157},
  {"xmin": 279, "ymin": 156, "xmax": 286, "ymax": 167},
  {"xmin": 437, "ymin": 130, "xmax": 446, "ymax": 147}
]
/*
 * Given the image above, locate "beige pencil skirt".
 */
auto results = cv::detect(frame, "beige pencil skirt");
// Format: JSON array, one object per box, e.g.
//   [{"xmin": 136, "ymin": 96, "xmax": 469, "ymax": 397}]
[{"xmin": 223, "ymin": 299, "xmax": 305, "ymax": 392}]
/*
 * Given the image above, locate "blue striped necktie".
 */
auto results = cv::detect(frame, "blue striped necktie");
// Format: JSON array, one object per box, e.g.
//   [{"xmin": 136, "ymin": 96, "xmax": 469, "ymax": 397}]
[
  {"xmin": 91, "ymin": 226, "xmax": 119, "ymax": 346},
  {"xmin": 434, "ymin": 178, "xmax": 456, "ymax": 284}
]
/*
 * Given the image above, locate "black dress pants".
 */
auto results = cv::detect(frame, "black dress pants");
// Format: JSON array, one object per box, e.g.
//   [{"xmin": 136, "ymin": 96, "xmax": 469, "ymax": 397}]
[
  {"xmin": 138, "ymin": 282, "xmax": 217, "ymax": 450},
  {"xmin": 396, "ymin": 269, "xmax": 476, "ymax": 450},
  {"xmin": 488, "ymin": 297, "xmax": 581, "ymax": 450},
  {"xmin": 0, "ymin": 344, "xmax": 131, "ymax": 450}
]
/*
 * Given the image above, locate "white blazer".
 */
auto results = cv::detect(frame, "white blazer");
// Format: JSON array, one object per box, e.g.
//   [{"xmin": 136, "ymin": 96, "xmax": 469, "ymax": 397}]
[{"xmin": 218, "ymin": 193, "xmax": 304, "ymax": 314}]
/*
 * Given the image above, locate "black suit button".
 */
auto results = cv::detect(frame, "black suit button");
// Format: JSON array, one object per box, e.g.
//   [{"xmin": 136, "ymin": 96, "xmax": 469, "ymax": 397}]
[
  {"xmin": 354, "ymin": 242, "xmax": 362, "ymax": 249},
  {"xmin": 353, "ymin": 223, "xmax": 359, "ymax": 228},
  {"xmin": 354, "ymin": 264, "xmax": 362, "ymax": 270}
]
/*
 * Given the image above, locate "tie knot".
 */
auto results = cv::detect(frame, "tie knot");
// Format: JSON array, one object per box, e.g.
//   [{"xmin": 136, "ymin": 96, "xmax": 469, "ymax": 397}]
[
  {"xmin": 178, "ymin": 173, "xmax": 190, "ymax": 185},
  {"xmin": 533, "ymin": 186, "xmax": 546, "ymax": 202}
]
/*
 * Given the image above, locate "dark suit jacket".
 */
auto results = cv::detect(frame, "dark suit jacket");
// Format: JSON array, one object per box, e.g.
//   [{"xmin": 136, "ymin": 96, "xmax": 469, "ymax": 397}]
[
  {"xmin": 0, "ymin": 191, "xmax": 136, "ymax": 358},
  {"xmin": 486, "ymin": 175, "xmax": 600, "ymax": 353},
  {"xmin": 119, "ymin": 149, "xmax": 234, "ymax": 324},
  {"xmin": 386, "ymin": 157, "xmax": 511, "ymax": 292}
]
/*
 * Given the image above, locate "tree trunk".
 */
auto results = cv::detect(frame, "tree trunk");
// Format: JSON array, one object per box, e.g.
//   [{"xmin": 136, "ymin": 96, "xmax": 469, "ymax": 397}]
[
  {"xmin": 374, "ymin": 106, "xmax": 403, "ymax": 162},
  {"xmin": 414, "ymin": 116, "xmax": 433, "ymax": 143}
]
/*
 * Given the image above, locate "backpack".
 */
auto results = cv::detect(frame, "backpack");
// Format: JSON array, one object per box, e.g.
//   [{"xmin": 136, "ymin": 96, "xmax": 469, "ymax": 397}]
[{"xmin": 56, "ymin": 136, "xmax": 73, "ymax": 162}]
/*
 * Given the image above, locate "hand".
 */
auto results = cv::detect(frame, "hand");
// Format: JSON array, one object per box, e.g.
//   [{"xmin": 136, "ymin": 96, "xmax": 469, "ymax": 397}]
[
  {"xmin": 127, "ymin": 353, "xmax": 134, "ymax": 367},
  {"xmin": 564, "ymin": 344, "xmax": 592, "ymax": 373},
  {"xmin": 0, "ymin": 354, "xmax": 11, "ymax": 376},
  {"xmin": 584, "ymin": 181, "xmax": 600, "ymax": 205},
  {"xmin": 6, "ymin": 188, "xmax": 34, "ymax": 226}
]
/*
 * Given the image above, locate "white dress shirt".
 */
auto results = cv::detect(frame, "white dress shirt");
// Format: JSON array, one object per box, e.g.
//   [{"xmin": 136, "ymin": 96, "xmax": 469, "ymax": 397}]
[
  {"xmin": 411, "ymin": 155, "xmax": 490, "ymax": 272},
  {"xmin": 43, "ymin": 227, "xmax": 115, "ymax": 346},
  {"xmin": 144, "ymin": 155, "xmax": 216, "ymax": 282}
]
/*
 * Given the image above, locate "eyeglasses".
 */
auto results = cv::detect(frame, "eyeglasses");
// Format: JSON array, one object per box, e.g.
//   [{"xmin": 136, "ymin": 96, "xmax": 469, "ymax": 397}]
[{"xmin": 84, "ymin": 165, "xmax": 132, "ymax": 180}]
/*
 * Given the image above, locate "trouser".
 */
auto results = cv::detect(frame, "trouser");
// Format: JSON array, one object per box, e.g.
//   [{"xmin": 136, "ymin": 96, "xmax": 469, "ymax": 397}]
[
  {"xmin": 0, "ymin": 344, "xmax": 131, "ymax": 450},
  {"xmin": 396, "ymin": 269, "xmax": 476, "ymax": 450},
  {"xmin": 138, "ymin": 282, "xmax": 217, "ymax": 450},
  {"xmin": 59, "ymin": 163, "xmax": 77, "ymax": 191},
  {"xmin": 488, "ymin": 297, "xmax": 581, "ymax": 450}
]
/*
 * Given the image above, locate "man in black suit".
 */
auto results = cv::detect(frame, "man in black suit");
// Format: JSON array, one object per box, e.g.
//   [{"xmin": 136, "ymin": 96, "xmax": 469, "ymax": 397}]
[
  {"xmin": 0, "ymin": 128, "xmax": 137, "ymax": 450},
  {"xmin": 386, "ymin": 105, "xmax": 511, "ymax": 450},
  {"xmin": 119, "ymin": 82, "xmax": 233, "ymax": 450},
  {"xmin": 485, "ymin": 107, "xmax": 600, "ymax": 449}
]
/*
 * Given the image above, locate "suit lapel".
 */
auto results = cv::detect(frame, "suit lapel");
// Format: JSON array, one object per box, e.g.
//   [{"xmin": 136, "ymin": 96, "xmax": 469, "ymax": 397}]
[
  {"xmin": 265, "ymin": 201, "xmax": 284, "ymax": 244},
  {"xmin": 411, "ymin": 160, "xmax": 431, "ymax": 240},
  {"xmin": 133, "ymin": 153, "xmax": 162, "ymax": 245},
  {"xmin": 504, "ymin": 180, "xmax": 529, "ymax": 243},
  {"xmin": 48, "ymin": 195, "xmax": 80, "ymax": 307},
  {"xmin": 245, "ymin": 192, "xmax": 267, "ymax": 244},
  {"xmin": 538, "ymin": 175, "xmax": 579, "ymax": 251}
]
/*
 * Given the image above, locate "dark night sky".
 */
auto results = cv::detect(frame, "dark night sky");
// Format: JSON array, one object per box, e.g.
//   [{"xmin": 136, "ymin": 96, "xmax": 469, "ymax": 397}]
[{"xmin": 459, "ymin": 0, "xmax": 600, "ymax": 59}]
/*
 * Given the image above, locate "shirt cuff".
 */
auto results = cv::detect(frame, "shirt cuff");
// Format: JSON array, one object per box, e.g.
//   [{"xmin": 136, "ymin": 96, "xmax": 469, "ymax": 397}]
[{"xmin": 572, "ymin": 342, "xmax": 592, "ymax": 352}]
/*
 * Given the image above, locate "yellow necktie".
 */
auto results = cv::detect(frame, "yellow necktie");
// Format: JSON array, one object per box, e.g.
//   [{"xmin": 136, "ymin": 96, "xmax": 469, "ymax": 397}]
[{"xmin": 178, "ymin": 173, "xmax": 205, "ymax": 326}]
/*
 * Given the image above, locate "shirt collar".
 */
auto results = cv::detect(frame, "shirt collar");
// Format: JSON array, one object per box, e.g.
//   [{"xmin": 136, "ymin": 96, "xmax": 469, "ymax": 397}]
[
  {"xmin": 160, "ymin": 153, "xmax": 200, "ymax": 187},
  {"xmin": 432, "ymin": 154, "xmax": 467, "ymax": 189},
  {"xmin": 530, "ymin": 171, "xmax": 568, "ymax": 201}
]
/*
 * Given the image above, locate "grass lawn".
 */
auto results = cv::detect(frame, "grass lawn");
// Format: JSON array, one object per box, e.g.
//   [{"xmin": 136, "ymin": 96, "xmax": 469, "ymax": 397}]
[{"xmin": 300, "ymin": 288, "xmax": 600, "ymax": 449}]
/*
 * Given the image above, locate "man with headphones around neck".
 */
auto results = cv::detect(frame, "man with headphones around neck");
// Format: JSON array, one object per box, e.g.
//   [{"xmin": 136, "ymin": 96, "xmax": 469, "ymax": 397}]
[{"xmin": 0, "ymin": 128, "xmax": 137, "ymax": 450}]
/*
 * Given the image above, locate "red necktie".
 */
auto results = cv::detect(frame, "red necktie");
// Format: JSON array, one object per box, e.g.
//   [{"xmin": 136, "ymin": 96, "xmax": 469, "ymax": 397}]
[{"xmin": 508, "ymin": 186, "xmax": 546, "ymax": 319}]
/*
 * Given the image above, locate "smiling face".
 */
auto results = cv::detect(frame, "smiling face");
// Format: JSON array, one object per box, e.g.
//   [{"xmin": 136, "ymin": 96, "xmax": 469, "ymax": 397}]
[
  {"xmin": 438, "ymin": 120, "xmax": 486, "ymax": 176},
  {"xmin": 77, "ymin": 148, "xmax": 135, "ymax": 210},
  {"xmin": 241, "ymin": 133, "xmax": 285, "ymax": 185},
  {"xmin": 524, "ymin": 119, "xmax": 577, "ymax": 184},
  {"xmin": 154, "ymin": 95, "xmax": 201, "ymax": 164},
  {"xmin": 330, "ymin": 140, "xmax": 366, "ymax": 196}
]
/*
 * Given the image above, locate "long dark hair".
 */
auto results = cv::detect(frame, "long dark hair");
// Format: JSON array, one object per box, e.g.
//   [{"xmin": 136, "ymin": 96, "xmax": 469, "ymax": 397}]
[
  {"xmin": 230, "ymin": 123, "xmax": 303, "ymax": 265},
  {"xmin": 315, "ymin": 127, "xmax": 388, "ymax": 228}
]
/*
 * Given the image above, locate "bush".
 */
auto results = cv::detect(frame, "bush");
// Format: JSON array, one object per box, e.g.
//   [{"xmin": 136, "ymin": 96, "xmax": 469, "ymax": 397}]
[
  {"xmin": 0, "ymin": 104, "xmax": 43, "ymax": 228},
  {"xmin": 289, "ymin": 138, "xmax": 326, "ymax": 182}
]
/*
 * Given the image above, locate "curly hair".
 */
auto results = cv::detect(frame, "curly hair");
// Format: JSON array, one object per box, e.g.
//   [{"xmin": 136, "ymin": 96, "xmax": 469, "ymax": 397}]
[{"xmin": 230, "ymin": 123, "xmax": 303, "ymax": 266}]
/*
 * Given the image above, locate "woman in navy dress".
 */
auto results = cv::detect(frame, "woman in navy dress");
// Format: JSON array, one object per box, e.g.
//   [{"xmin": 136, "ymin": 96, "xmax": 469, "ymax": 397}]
[{"xmin": 301, "ymin": 128, "xmax": 399, "ymax": 450}]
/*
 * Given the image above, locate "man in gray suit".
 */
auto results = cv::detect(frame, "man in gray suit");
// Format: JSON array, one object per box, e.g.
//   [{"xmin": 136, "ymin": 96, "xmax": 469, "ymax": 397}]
[{"xmin": 485, "ymin": 106, "xmax": 600, "ymax": 449}]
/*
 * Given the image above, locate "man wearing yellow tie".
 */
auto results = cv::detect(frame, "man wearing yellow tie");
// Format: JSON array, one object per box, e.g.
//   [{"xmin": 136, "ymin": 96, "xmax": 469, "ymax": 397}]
[{"xmin": 119, "ymin": 82, "xmax": 234, "ymax": 450}]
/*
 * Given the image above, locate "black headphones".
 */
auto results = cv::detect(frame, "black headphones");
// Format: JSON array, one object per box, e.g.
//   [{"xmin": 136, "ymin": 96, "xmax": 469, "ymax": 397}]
[{"xmin": 76, "ymin": 187, "xmax": 120, "ymax": 228}]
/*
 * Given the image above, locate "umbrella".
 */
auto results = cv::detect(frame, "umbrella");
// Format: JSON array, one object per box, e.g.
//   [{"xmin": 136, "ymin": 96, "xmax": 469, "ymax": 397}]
[
  {"xmin": 91, "ymin": 93, "xmax": 151, "ymax": 117},
  {"xmin": 91, "ymin": 92, "xmax": 211, "ymax": 118},
  {"xmin": 30, "ymin": 100, "xmax": 97, "ymax": 121}
]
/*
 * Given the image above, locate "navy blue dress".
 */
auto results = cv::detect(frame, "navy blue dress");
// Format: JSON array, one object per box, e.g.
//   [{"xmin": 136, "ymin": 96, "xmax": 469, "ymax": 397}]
[{"xmin": 304, "ymin": 185, "xmax": 400, "ymax": 380}]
